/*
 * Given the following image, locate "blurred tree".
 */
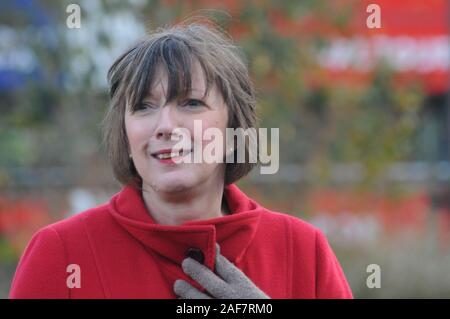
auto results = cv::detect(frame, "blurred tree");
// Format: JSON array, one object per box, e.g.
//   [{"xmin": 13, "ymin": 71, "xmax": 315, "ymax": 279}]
[{"xmin": 0, "ymin": 0, "xmax": 424, "ymax": 192}]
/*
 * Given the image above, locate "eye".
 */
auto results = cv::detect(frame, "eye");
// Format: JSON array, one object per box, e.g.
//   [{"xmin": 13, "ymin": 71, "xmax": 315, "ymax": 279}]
[
  {"xmin": 182, "ymin": 99, "xmax": 205, "ymax": 109},
  {"xmin": 135, "ymin": 102, "xmax": 157, "ymax": 112}
]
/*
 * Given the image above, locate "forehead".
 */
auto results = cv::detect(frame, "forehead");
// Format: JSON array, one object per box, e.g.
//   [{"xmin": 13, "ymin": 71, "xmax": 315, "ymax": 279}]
[
  {"xmin": 126, "ymin": 35, "xmax": 221, "ymax": 109},
  {"xmin": 148, "ymin": 60, "xmax": 207, "ymax": 98}
]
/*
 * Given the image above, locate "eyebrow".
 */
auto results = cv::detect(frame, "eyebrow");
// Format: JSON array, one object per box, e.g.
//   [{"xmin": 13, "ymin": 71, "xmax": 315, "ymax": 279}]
[{"xmin": 144, "ymin": 88, "xmax": 207, "ymax": 100}]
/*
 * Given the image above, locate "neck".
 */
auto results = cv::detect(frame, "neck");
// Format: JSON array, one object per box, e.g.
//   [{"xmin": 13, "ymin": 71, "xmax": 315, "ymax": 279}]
[{"xmin": 141, "ymin": 177, "xmax": 229, "ymax": 226}]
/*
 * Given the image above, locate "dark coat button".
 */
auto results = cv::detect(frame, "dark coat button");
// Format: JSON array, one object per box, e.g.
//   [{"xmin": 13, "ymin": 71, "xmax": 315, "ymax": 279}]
[{"xmin": 186, "ymin": 248, "xmax": 205, "ymax": 264}]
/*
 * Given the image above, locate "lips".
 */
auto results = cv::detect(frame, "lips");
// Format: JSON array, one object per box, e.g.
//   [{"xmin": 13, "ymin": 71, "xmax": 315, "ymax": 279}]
[{"xmin": 151, "ymin": 148, "xmax": 191, "ymax": 160}]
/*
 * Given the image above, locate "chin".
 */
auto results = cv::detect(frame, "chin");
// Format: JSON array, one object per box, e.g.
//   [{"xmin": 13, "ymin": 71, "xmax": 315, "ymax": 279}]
[{"xmin": 154, "ymin": 176, "xmax": 196, "ymax": 194}]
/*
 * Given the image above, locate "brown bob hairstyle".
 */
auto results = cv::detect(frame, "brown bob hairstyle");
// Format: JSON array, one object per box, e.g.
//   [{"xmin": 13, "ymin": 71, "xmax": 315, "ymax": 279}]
[{"xmin": 102, "ymin": 21, "xmax": 260, "ymax": 189}]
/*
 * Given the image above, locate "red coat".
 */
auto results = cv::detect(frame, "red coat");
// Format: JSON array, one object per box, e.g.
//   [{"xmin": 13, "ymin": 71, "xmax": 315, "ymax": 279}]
[{"xmin": 9, "ymin": 183, "xmax": 353, "ymax": 299}]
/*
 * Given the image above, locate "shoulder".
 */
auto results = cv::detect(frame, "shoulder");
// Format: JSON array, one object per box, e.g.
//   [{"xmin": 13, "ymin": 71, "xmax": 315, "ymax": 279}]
[
  {"xmin": 49, "ymin": 202, "xmax": 112, "ymax": 234},
  {"xmin": 258, "ymin": 207, "xmax": 320, "ymax": 242},
  {"xmin": 28, "ymin": 201, "xmax": 120, "ymax": 259},
  {"xmin": 9, "ymin": 202, "xmax": 113, "ymax": 298},
  {"xmin": 256, "ymin": 207, "xmax": 338, "ymax": 259},
  {"xmin": 18, "ymin": 201, "xmax": 112, "ymax": 255},
  {"xmin": 257, "ymin": 208, "xmax": 353, "ymax": 298}
]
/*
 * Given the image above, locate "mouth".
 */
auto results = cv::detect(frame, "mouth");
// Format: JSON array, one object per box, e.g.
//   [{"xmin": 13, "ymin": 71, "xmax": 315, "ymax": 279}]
[{"xmin": 151, "ymin": 149, "xmax": 192, "ymax": 161}]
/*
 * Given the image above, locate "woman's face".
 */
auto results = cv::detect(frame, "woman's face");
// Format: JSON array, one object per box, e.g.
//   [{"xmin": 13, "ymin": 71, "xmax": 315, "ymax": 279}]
[{"xmin": 125, "ymin": 62, "xmax": 229, "ymax": 194}]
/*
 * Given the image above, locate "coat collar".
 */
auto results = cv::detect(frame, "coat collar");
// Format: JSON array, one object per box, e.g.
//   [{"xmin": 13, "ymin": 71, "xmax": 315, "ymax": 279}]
[{"xmin": 108, "ymin": 183, "xmax": 262, "ymax": 271}]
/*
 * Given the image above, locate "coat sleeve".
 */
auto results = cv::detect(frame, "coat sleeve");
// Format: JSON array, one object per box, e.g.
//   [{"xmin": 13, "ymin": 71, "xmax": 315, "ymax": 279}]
[
  {"xmin": 315, "ymin": 229, "xmax": 353, "ymax": 298},
  {"xmin": 9, "ymin": 226, "xmax": 70, "ymax": 299}
]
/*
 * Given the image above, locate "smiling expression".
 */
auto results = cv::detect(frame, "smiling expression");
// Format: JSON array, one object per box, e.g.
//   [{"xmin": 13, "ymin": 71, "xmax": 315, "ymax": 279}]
[{"xmin": 125, "ymin": 60, "xmax": 229, "ymax": 194}]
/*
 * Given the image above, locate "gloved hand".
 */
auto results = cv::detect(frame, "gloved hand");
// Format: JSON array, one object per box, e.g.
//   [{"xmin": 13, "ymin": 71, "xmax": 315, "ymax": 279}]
[{"xmin": 173, "ymin": 243, "xmax": 270, "ymax": 299}]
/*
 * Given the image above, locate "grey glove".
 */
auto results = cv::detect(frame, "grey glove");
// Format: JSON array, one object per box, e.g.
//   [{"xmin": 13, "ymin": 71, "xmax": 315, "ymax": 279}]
[{"xmin": 173, "ymin": 243, "xmax": 270, "ymax": 299}]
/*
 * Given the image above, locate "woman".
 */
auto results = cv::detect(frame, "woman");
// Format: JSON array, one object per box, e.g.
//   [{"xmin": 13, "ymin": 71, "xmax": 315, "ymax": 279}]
[{"xmin": 9, "ymin": 22, "xmax": 352, "ymax": 299}]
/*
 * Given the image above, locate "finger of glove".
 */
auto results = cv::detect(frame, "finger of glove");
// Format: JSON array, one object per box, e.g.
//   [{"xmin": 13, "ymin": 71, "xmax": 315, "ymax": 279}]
[
  {"xmin": 214, "ymin": 247, "xmax": 247, "ymax": 284},
  {"xmin": 182, "ymin": 257, "xmax": 233, "ymax": 298},
  {"xmin": 214, "ymin": 244, "xmax": 270, "ymax": 299},
  {"xmin": 173, "ymin": 279, "xmax": 212, "ymax": 299}
]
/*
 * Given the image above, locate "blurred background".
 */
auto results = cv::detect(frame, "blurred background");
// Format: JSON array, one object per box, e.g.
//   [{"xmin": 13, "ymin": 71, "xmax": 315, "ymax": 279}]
[{"xmin": 1, "ymin": 0, "xmax": 449, "ymax": 298}]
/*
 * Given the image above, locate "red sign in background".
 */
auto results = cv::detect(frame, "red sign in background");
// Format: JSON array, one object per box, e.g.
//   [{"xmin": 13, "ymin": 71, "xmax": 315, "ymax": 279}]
[{"xmin": 269, "ymin": 0, "xmax": 450, "ymax": 93}]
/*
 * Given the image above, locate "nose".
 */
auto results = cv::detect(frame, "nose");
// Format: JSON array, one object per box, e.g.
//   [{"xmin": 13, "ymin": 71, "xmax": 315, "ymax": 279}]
[{"xmin": 154, "ymin": 104, "xmax": 180, "ymax": 140}]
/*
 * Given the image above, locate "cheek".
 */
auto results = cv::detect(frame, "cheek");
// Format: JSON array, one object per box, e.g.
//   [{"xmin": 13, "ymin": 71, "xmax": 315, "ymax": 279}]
[
  {"xmin": 199, "ymin": 115, "xmax": 229, "ymax": 148},
  {"xmin": 125, "ymin": 117, "xmax": 153, "ymax": 151}
]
